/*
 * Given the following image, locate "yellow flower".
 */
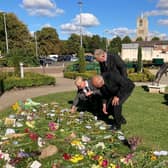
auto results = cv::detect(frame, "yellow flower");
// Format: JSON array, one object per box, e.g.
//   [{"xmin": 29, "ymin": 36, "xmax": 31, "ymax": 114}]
[
  {"xmin": 108, "ymin": 163, "xmax": 116, "ymax": 168},
  {"xmin": 70, "ymin": 154, "xmax": 84, "ymax": 163},
  {"xmin": 12, "ymin": 102, "xmax": 20, "ymax": 111},
  {"xmin": 91, "ymin": 164, "xmax": 101, "ymax": 168},
  {"xmin": 87, "ymin": 150, "xmax": 95, "ymax": 158},
  {"xmin": 151, "ymin": 155, "xmax": 157, "ymax": 161},
  {"xmin": 71, "ymin": 140, "xmax": 81, "ymax": 146},
  {"xmin": 26, "ymin": 121, "xmax": 35, "ymax": 128}
]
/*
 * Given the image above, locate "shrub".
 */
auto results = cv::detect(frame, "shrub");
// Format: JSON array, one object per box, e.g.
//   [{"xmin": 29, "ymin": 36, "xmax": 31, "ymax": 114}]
[
  {"xmin": 2, "ymin": 72, "xmax": 55, "ymax": 91},
  {"xmin": 64, "ymin": 71, "xmax": 98, "ymax": 80}
]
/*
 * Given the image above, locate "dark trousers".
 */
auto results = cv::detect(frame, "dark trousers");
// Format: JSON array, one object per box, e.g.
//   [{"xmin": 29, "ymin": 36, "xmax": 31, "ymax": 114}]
[{"xmin": 106, "ymin": 92, "xmax": 132, "ymax": 126}]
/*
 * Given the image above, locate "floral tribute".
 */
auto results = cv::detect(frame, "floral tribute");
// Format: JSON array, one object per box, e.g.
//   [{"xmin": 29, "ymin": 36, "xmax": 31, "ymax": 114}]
[{"xmin": 0, "ymin": 99, "xmax": 167, "ymax": 167}]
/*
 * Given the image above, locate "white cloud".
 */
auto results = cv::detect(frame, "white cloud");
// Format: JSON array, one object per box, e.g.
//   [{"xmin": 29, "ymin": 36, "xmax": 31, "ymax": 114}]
[
  {"xmin": 41, "ymin": 23, "xmax": 52, "ymax": 28},
  {"xmin": 60, "ymin": 13, "xmax": 99, "ymax": 37},
  {"xmin": 144, "ymin": 9, "xmax": 168, "ymax": 16},
  {"xmin": 157, "ymin": 0, "xmax": 168, "ymax": 9},
  {"xmin": 158, "ymin": 19, "xmax": 168, "ymax": 25},
  {"xmin": 149, "ymin": 30, "xmax": 168, "ymax": 39},
  {"xmin": 105, "ymin": 27, "xmax": 136, "ymax": 38},
  {"xmin": 73, "ymin": 13, "xmax": 100, "ymax": 27},
  {"xmin": 21, "ymin": 0, "xmax": 64, "ymax": 17}
]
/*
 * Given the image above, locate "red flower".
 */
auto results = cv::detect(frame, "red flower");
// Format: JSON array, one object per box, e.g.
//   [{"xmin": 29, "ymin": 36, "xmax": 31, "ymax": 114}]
[
  {"xmin": 101, "ymin": 159, "xmax": 108, "ymax": 167},
  {"xmin": 63, "ymin": 153, "xmax": 71, "ymax": 160},
  {"xmin": 24, "ymin": 128, "xmax": 30, "ymax": 133},
  {"xmin": 29, "ymin": 132, "xmax": 38, "ymax": 141},
  {"xmin": 92, "ymin": 155, "xmax": 100, "ymax": 160},
  {"xmin": 45, "ymin": 133, "xmax": 55, "ymax": 139}
]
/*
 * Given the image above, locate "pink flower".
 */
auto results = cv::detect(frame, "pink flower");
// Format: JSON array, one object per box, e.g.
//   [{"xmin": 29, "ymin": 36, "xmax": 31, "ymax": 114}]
[
  {"xmin": 48, "ymin": 122, "xmax": 58, "ymax": 131},
  {"xmin": 101, "ymin": 159, "xmax": 108, "ymax": 167}
]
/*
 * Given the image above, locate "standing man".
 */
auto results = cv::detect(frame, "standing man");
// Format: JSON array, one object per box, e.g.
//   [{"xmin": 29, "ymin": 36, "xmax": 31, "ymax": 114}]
[
  {"xmin": 71, "ymin": 76, "xmax": 101, "ymax": 114},
  {"xmin": 92, "ymin": 72, "xmax": 135, "ymax": 130},
  {"xmin": 94, "ymin": 49, "xmax": 127, "ymax": 78}
]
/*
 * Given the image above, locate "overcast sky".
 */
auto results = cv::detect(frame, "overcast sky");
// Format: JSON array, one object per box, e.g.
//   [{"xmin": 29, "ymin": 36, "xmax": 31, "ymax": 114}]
[{"xmin": 0, "ymin": 0, "xmax": 168, "ymax": 40}]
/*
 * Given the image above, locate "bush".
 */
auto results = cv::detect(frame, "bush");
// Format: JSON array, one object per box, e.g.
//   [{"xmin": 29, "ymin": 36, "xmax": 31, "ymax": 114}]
[
  {"xmin": 128, "ymin": 68, "xmax": 154, "ymax": 82},
  {"xmin": 1, "ymin": 72, "xmax": 55, "ymax": 91},
  {"xmin": 64, "ymin": 71, "xmax": 98, "ymax": 80}
]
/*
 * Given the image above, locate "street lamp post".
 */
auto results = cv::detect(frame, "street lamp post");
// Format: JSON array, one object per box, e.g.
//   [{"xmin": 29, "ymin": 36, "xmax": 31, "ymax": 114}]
[
  {"xmin": 3, "ymin": 13, "xmax": 9, "ymax": 54},
  {"xmin": 78, "ymin": 0, "xmax": 83, "ymax": 48},
  {"xmin": 34, "ymin": 32, "xmax": 38, "ymax": 58}
]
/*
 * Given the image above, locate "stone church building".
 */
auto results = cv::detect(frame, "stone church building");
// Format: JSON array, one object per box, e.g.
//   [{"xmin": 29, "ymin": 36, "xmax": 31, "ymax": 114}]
[{"xmin": 121, "ymin": 14, "xmax": 168, "ymax": 63}]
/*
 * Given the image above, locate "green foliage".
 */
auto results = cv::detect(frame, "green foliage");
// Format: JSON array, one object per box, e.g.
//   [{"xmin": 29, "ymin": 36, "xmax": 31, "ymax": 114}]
[
  {"xmin": 151, "ymin": 36, "xmax": 160, "ymax": 41},
  {"xmin": 2, "ymin": 72, "xmax": 55, "ymax": 91},
  {"xmin": 137, "ymin": 46, "xmax": 142, "ymax": 72},
  {"xmin": 122, "ymin": 36, "xmax": 132, "ymax": 44},
  {"xmin": 78, "ymin": 47, "xmax": 86, "ymax": 73},
  {"xmin": 108, "ymin": 36, "xmax": 122, "ymax": 55},
  {"xmin": 64, "ymin": 71, "xmax": 98, "ymax": 79},
  {"xmin": 136, "ymin": 37, "xmax": 143, "ymax": 42},
  {"xmin": 36, "ymin": 27, "xmax": 60, "ymax": 56}
]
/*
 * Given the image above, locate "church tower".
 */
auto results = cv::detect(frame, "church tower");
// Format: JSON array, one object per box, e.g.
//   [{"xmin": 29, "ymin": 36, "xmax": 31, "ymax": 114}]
[{"xmin": 136, "ymin": 13, "xmax": 148, "ymax": 41}]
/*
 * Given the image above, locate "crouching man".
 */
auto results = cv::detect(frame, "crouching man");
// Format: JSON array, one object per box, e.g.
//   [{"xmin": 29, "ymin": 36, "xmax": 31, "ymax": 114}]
[{"xmin": 92, "ymin": 72, "xmax": 135, "ymax": 130}]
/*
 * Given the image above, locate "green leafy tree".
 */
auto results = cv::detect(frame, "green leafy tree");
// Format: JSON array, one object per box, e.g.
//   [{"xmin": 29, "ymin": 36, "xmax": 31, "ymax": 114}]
[
  {"xmin": 36, "ymin": 27, "xmax": 60, "ymax": 56},
  {"xmin": 137, "ymin": 46, "xmax": 142, "ymax": 72},
  {"xmin": 122, "ymin": 36, "xmax": 132, "ymax": 43},
  {"xmin": 151, "ymin": 36, "xmax": 160, "ymax": 41},
  {"xmin": 78, "ymin": 47, "xmax": 86, "ymax": 73},
  {"xmin": 136, "ymin": 37, "xmax": 143, "ymax": 42},
  {"xmin": 67, "ymin": 34, "xmax": 80, "ymax": 55},
  {"xmin": 0, "ymin": 12, "xmax": 33, "ymax": 56},
  {"xmin": 108, "ymin": 36, "xmax": 122, "ymax": 55}
]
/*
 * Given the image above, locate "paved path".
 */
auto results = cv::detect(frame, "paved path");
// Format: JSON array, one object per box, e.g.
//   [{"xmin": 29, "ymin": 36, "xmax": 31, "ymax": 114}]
[
  {"xmin": 0, "ymin": 73, "xmax": 76, "ymax": 112},
  {"xmin": 0, "ymin": 68, "xmax": 167, "ymax": 112}
]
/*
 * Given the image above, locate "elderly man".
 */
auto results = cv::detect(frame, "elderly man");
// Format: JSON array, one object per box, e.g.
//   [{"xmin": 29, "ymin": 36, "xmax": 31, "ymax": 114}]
[
  {"xmin": 71, "ymin": 76, "xmax": 101, "ymax": 113},
  {"xmin": 94, "ymin": 49, "xmax": 127, "ymax": 77},
  {"xmin": 92, "ymin": 72, "xmax": 135, "ymax": 130}
]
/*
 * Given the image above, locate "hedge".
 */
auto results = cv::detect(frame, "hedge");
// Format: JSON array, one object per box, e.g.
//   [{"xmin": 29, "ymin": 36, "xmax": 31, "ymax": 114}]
[{"xmin": 1, "ymin": 72, "xmax": 55, "ymax": 91}]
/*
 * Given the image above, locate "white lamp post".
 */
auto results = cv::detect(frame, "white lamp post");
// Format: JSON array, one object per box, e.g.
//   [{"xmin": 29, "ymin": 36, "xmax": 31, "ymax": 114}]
[
  {"xmin": 20, "ymin": 62, "xmax": 24, "ymax": 78},
  {"xmin": 78, "ymin": 0, "xmax": 83, "ymax": 48},
  {"xmin": 3, "ymin": 13, "xmax": 9, "ymax": 54},
  {"xmin": 34, "ymin": 32, "xmax": 38, "ymax": 58}
]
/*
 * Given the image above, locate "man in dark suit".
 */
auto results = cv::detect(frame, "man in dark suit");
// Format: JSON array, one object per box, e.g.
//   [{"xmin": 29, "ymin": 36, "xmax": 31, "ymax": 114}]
[
  {"xmin": 92, "ymin": 72, "xmax": 135, "ymax": 130},
  {"xmin": 71, "ymin": 76, "xmax": 101, "ymax": 113},
  {"xmin": 94, "ymin": 49, "xmax": 127, "ymax": 78}
]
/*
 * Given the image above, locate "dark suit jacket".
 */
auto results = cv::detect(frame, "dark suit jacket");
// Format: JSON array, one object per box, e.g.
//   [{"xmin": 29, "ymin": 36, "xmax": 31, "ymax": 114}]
[
  {"xmin": 100, "ymin": 72, "xmax": 134, "ymax": 102},
  {"xmin": 99, "ymin": 54, "xmax": 127, "ymax": 78},
  {"xmin": 72, "ymin": 80, "xmax": 101, "ymax": 107}
]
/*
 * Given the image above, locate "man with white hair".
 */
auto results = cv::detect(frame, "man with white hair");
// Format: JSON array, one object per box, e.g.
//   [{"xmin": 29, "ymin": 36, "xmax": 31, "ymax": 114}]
[
  {"xmin": 71, "ymin": 76, "xmax": 101, "ymax": 113},
  {"xmin": 94, "ymin": 49, "xmax": 127, "ymax": 77}
]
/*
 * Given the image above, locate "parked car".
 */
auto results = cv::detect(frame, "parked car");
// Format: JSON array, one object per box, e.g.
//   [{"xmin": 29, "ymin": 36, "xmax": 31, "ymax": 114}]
[{"xmin": 85, "ymin": 55, "xmax": 94, "ymax": 62}]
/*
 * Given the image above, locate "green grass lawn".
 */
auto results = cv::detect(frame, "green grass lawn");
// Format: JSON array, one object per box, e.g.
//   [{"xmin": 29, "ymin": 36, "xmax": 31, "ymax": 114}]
[
  {"xmin": 0, "ymin": 86, "xmax": 168, "ymax": 167},
  {"xmin": 33, "ymin": 87, "xmax": 168, "ymax": 150}
]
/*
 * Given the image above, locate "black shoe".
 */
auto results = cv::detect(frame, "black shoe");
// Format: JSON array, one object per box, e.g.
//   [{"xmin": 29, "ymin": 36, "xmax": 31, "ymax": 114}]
[
  {"xmin": 109, "ymin": 124, "xmax": 121, "ymax": 131},
  {"xmin": 121, "ymin": 118, "xmax": 127, "ymax": 124}
]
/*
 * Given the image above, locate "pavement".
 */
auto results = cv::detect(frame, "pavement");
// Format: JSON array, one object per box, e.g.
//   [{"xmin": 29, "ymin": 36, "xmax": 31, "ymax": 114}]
[
  {"xmin": 0, "ymin": 71, "xmax": 76, "ymax": 112},
  {"xmin": 0, "ymin": 67, "xmax": 167, "ymax": 112}
]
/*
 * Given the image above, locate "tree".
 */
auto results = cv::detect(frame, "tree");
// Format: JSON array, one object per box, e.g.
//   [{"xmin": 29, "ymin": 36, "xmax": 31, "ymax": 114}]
[
  {"xmin": 36, "ymin": 27, "xmax": 60, "ymax": 56},
  {"xmin": 151, "ymin": 37, "xmax": 160, "ymax": 41},
  {"xmin": 137, "ymin": 46, "xmax": 142, "ymax": 72},
  {"xmin": 108, "ymin": 36, "xmax": 122, "ymax": 55},
  {"xmin": 122, "ymin": 36, "xmax": 132, "ymax": 44},
  {"xmin": 0, "ymin": 12, "xmax": 33, "ymax": 56},
  {"xmin": 78, "ymin": 47, "xmax": 86, "ymax": 73},
  {"xmin": 136, "ymin": 37, "xmax": 143, "ymax": 42},
  {"xmin": 66, "ymin": 34, "xmax": 80, "ymax": 55}
]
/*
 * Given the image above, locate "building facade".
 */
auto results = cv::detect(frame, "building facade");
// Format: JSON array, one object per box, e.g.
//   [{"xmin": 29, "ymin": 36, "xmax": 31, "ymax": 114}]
[
  {"xmin": 136, "ymin": 14, "xmax": 148, "ymax": 41},
  {"xmin": 121, "ymin": 41, "xmax": 168, "ymax": 62}
]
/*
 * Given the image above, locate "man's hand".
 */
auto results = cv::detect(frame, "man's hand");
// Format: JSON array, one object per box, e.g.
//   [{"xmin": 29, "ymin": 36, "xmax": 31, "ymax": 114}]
[
  {"xmin": 102, "ymin": 103, "xmax": 108, "ymax": 115},
  {"xmin": 71, "ymin": 106, "xmax": 77, "ymax": 113},
  {"xmin": 85, "ymin": 91, "xmax": 93, "ymax": 97},
  {"xmin": 112, "ymin": 96, "xmax": 119, "ymax": 106}
]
